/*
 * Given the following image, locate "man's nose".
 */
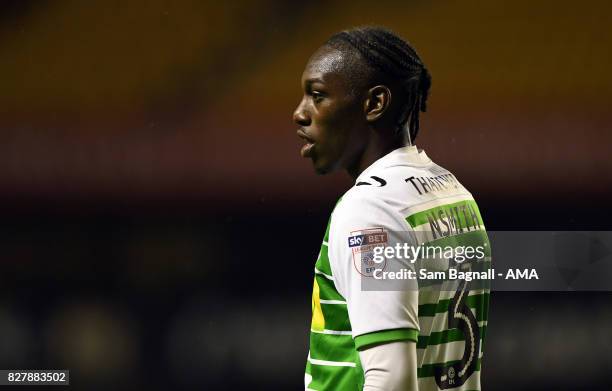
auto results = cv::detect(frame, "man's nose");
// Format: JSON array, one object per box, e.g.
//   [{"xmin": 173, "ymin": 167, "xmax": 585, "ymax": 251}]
[{"xmin": 293, "ymin": 99, "xmax": 310, "ymax": 126}]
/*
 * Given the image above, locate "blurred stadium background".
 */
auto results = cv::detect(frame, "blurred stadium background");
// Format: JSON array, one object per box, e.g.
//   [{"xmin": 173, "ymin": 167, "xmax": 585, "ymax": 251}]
[{"xmin": 0, "ymin": 0, "xmax": 611, "ymax": 390}]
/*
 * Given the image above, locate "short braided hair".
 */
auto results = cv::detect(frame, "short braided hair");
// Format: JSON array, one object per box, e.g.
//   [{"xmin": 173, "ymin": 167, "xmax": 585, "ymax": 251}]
[{"xmin": 326, "ymin": 26, "xmax": 431, "ymax": 143}]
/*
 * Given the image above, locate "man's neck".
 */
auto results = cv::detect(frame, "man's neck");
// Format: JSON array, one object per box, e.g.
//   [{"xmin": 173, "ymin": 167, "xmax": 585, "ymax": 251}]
[{"xmin": 347, "ymin": 135, "xmax": 408, "ymax": 180}]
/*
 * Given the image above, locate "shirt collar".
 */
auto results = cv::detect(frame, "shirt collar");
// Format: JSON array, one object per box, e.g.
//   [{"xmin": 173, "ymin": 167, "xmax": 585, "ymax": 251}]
[{"xmin": 356, "ymin": 145, "xmax": 431, "ymax": 183}]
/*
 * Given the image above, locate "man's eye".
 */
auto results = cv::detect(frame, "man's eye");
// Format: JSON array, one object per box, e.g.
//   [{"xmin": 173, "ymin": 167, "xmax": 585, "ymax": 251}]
[{"xmin": 312, "ymin": 91, "xmax": 324, "ymax": 103}]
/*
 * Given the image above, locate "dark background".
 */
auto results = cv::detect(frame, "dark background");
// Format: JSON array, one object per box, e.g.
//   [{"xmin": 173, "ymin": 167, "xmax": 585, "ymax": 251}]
[{"xmin": 1, "ymin": 1, "xmax": 611, "ymax": 390}]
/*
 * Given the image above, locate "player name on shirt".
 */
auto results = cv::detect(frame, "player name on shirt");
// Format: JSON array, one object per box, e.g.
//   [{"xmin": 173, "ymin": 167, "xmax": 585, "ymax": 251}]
[{"xmin": 406, "ymin": 174, "xmax": 460, "ymax": 195}]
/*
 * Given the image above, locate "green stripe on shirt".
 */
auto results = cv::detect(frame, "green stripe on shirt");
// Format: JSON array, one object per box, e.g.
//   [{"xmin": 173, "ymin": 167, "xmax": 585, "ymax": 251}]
[{"xmin": 354, "ymin": 328, "xmax": 419, "ymax": 350}]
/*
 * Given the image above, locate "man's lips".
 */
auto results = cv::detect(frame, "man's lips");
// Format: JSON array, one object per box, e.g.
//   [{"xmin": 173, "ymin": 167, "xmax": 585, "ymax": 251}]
[
  {"xmin": 300, "ymin": 142, "xmax": 315, "ymax": 158},
  {"xmin": 297, "ymin": 129, "xmax": 315, "ymax": 158}
]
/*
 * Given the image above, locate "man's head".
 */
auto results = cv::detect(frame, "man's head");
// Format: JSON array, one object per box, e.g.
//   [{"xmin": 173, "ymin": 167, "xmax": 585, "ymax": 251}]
[{"xmin": 294, "ymin": 26, "xmax": 431, "ymax": 175}]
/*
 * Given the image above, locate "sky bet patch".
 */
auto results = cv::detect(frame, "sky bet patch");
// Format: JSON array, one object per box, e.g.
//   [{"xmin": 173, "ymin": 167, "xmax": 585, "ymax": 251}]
[
  {"xmin": 348, "ymin": 230, "xmax": 388, "ymax": 248},
  {"xmin": 349, "ymin": 228, "xmax": 388, "ymax": 277}
]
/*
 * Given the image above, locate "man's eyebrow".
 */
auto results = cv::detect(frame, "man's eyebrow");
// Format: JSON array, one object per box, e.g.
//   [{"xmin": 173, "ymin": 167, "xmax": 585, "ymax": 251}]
[{"xmin": 305, "ymin": 77, "xmax": 325, "ymax": 85}]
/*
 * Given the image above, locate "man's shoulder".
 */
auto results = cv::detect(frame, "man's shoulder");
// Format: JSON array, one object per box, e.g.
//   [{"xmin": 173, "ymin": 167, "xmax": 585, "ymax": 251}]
[
  {"xmin": 331, "ymin": 187, "xmax": 384, "ymax": 225},
  {"xmin": 329, "ymin": 168, "xmax": 412, "ymax": 232},
  {"xmin": 334, "ymin": 162, "xmax": 449, "ymax": 212},
  {"xmin": 332, "ymin": 159, "xmax": 475, "ymax": 229}
]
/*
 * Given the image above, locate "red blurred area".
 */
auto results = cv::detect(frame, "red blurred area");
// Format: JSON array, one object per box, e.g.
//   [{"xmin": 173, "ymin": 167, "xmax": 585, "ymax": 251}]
[{"xmin": 1, "ymin": 0, "xmax": 610, "ymax": 208}]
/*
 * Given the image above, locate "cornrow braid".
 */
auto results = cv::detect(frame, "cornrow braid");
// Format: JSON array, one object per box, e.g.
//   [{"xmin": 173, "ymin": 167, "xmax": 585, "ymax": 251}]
[{"xmin": 327, "ymin": 26, "xmax": 431, "ymax": 143}]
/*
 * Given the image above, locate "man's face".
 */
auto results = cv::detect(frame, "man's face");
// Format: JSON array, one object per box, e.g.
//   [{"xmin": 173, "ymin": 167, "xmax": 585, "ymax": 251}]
[{"xmin": 293, "ymin": 46, "xmax": 368, "ymax": 174}]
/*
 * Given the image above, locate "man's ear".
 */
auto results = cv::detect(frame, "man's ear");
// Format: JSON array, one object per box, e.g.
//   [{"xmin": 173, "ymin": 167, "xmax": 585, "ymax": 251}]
[{"xmin": 364, "ymin": 85, "xmax": 392, "ymax": 122}]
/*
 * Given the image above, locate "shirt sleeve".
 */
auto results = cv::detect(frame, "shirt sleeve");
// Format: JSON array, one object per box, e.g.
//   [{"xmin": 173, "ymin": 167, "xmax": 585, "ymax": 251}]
[
  {"xmin": 359, "ymin": 340, "xmax": 418, "ymax": 391},
  {"xmin": 328, "ymin": 194, "xmax": 419, "ymax": 350}
]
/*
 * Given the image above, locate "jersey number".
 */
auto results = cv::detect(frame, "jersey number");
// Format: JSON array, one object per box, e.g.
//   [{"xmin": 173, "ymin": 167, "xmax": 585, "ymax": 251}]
[{"xmin": 434, "ymin": 279, "xmax": 480, "ymax": 389}]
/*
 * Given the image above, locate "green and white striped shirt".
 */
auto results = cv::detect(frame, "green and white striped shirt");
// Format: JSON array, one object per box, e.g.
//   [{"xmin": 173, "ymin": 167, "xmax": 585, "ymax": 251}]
[{"xmin": 305, "ymin": 146, "xmax": 490, "ymax": 391}]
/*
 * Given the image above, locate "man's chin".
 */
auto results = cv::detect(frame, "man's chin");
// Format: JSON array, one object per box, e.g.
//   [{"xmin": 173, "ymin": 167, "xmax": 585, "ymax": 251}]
[
  {"xmin": 313, "ymin": 160, "xmax": 334, "ymax": 175},
  {"xmin": 314, "ymin": 167, "xmax": 331, "ymax": 175}
]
